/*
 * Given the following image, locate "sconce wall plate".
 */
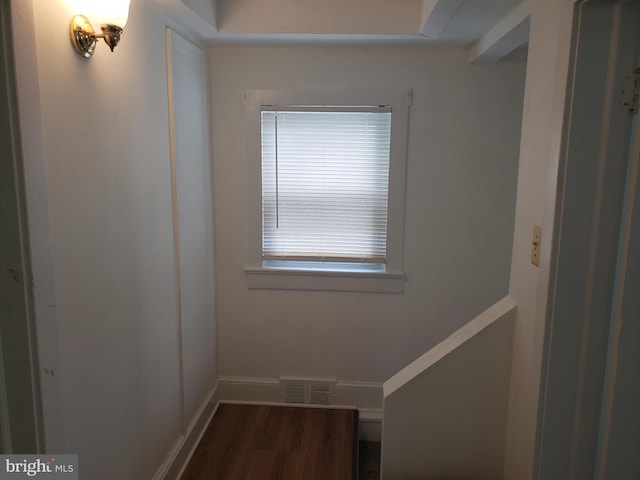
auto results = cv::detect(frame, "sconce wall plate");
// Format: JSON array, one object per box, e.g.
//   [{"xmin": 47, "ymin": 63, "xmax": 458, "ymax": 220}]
[{"xmin": 70, "ymin": 15, "xmax": 97, "ymax": 58}]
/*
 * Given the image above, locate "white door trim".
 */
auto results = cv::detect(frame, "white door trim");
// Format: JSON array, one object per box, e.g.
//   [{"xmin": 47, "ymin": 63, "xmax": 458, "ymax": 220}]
[
  {"xmin": 535, "ymin": 1, "xmax": 640, "ymax": 478},
  {"xmin": 0, "ymin": 0, "xmax": 43, "ymax": 453},
  {"xmin": 7, "ymin": 0, "xmax": 67, "ymax": 453},
  {"xmin": 595, "ymin": 71, "xmax": 640, "ymax": 480}
]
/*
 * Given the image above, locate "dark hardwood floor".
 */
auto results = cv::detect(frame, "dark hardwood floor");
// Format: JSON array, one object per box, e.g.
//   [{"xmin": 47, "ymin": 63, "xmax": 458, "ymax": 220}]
[{"xmin": 180, "ymin": 404, "xmax": 358, "ymax": 480}]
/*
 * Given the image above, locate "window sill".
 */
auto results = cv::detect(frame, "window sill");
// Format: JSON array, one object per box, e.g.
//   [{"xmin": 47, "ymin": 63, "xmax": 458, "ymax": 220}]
[{"xmin": 244, "ymin": 267, "xmax": 405, "ymax": 293}]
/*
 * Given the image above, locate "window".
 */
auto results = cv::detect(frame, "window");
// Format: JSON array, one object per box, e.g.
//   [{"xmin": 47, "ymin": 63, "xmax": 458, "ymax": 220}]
[
  {"xmin": 262, "ymin": 107, "xmax": 391, "ymax": 266},
  {"xmin": 245, "ymin": 89, "xmax": 410, "ymax": 292}
]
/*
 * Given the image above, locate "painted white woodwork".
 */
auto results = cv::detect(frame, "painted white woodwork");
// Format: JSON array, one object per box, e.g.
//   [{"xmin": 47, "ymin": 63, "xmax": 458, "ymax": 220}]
[
  {"xmin": 596, "ymin": 100, "xmax": 640, "ymax": 480},
  {"xmin": 243, "ymin": 87, "xmax": 409, "ymax": 293},
  {"xmin": 420, "ymin": 0, "xmax": 437, "ymax": 34},
  {"xmin": 0, "ymin": 0, "xmax": 41, "ymax": 453},
  {"xmin": 167, "ymin": 28, "xmax": 217, "ymax": 441},
  {"xmin": 469, "ymin": 0, "xmax": 531, "ymax": 64},
  {"xmin": 535, "ymin": 3, "xmax": 640, "ymax": 479},
  {"xmin": 214, "ymin": 377, "xmax": 382, "ymax": 441},
  {"xmin": 181, "ymin": 0, "xmax": 216, "ymax": 29},
  {"xmin": 153, "ymin": 0, "xmax": 527, "ymax": 45},
  {"xmin": 153, "ymin": 386, "xmax": 220, "ymax": 480},
  {"xmin": 217, "ymin": 376, "xmax": 381, "ymax": 410},
  {"xmin": 430, "ymin": 0, "xmax": 524, "ymax": 45},
  {"xmin": 9, "ymin": 0, "xmax": 66, "ymax": 453},
  {"xmin": 381, "ymin": 296, "xmax": 516, "ymax": 480},
  {"xmin": 502, "ymin": 0, "xmax": 574, "ymax": 477},
  {"xmin": 420, "ymin": 0, "xmax": 464, "ymax": 38},
  {"xmin": 153, "ymin": 0, "xmax": 219, "ymax": 41}
]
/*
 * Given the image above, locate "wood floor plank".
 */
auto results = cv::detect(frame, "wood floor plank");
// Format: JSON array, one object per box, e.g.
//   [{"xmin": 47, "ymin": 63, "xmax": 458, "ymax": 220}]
[{"xmin": 180, "ymin": 404, "xmax": 358, "ymax": 480}]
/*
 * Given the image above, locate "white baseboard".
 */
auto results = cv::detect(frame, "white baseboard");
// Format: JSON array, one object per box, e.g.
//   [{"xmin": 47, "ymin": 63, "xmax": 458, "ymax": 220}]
[
  {"xmin": 152, "ymin": 375, "xmax": 382, "ymax": 480},
  {"xmin": 153, "ymin": 383, "xmax": 221, "ymax": 480},
  {"xmin": 218, "ymin": 376, "xmax": 383, "ymax": 441}
]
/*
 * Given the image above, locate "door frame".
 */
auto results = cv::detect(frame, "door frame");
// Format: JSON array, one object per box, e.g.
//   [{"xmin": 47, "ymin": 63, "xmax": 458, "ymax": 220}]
[
  {"xmin": 0, "ymin": 0, "xmax": 43, "ymax": 453},
  {"xmin": 535, "ymin": 1, "xmax": 640, "ymax": 478},
  {"xmin": 596, "ymin": 84, "xmax": 640, "ymax": 479}
]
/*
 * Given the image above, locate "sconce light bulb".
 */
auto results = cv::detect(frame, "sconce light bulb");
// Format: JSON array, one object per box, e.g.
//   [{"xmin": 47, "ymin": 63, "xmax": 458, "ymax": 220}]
[{"xmin": 92, "ymin": 0, "xmax": 131, "ymax": 29}]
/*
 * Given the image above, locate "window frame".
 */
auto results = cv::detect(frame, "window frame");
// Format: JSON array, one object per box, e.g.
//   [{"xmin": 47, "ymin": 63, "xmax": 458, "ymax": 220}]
[{"xmin": 244, "ymin": 88, "xmax": 410, "ymax": 293}]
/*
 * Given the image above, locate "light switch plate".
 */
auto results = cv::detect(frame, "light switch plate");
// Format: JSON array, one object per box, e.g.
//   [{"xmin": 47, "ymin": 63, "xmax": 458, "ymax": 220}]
[{"xmin": 531, "ymin": 225, "xmax": 542, "ymax": 267}]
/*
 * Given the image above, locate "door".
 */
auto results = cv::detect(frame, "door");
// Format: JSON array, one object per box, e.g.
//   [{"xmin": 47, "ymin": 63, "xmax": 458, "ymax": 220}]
[
  {"xmin": 595, "ymin": 63, "xmax": 640, "ymax": 479},
  {"xmin": 535, "ymin": 2, "xmax": 640, "ymax": 478},
  {"xmin": 0, "ymin": 0, "xmax": 42, "ymax": 454}
]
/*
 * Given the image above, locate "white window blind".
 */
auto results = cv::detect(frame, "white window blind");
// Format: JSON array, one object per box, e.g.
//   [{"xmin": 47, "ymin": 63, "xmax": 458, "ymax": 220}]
[{"xmin": 261, "ymin": 107, "xmax": 392, "ymax": 264}]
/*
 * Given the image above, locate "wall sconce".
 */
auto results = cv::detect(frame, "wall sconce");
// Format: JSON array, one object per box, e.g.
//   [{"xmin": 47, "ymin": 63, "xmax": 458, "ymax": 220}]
[{"xmin": 70, "ymin": 0, "xmax": 131, "ymax": 58}]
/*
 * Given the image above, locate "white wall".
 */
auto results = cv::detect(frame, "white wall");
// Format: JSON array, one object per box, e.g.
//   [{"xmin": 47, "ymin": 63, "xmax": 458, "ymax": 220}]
[
  {"xmin": 211, "ymin": 46, "xmax": 526, "ymax": 387},
  {"xmin": 382, "ymin": 297, "xmax": 516, "ymax": 480},
  {"xmin": 503, "ymin": 0, "xmax": 574, "ymax": 478},
  {"xmin": 11, "ymin": 0, "xmax": 216, "ymax": 477}
]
